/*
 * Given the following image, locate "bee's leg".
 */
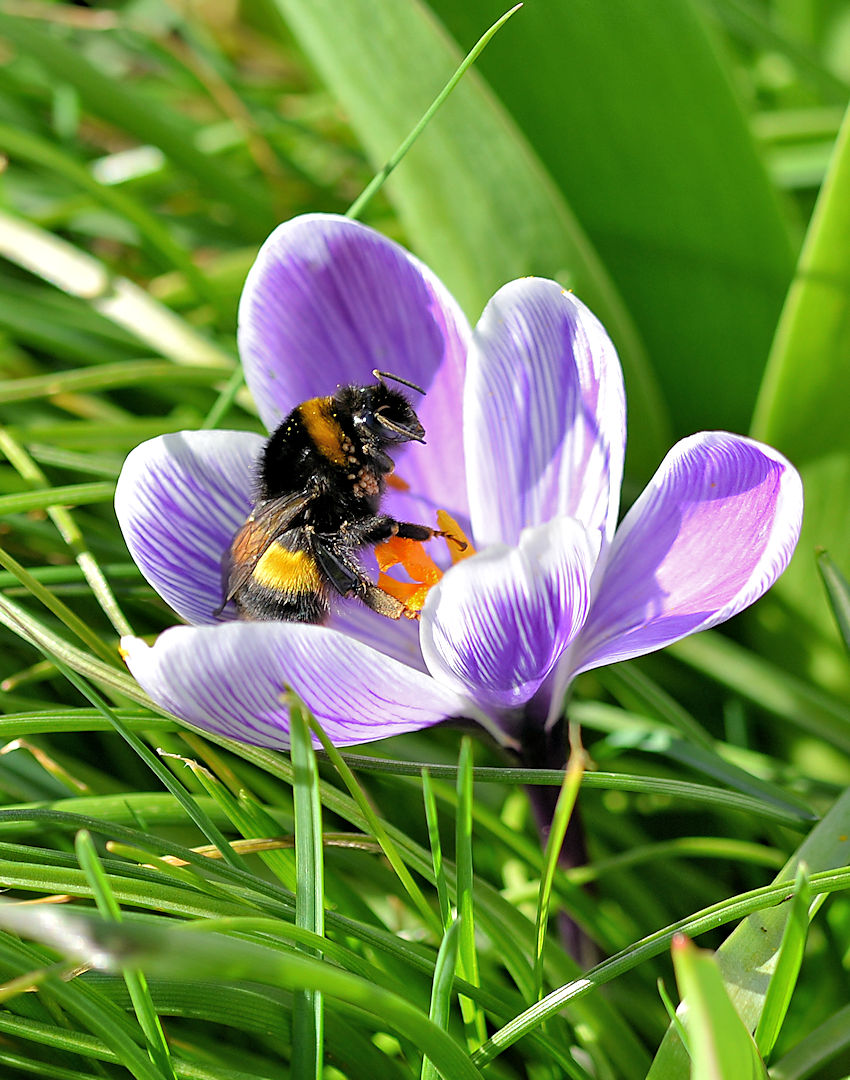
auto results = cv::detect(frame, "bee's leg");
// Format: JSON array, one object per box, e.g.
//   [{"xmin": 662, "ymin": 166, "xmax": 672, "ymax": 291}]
[
  {"xmin": 352, "ymin": 515, "xmax": 467, "ymax": 551},
  {"xmin": 359, "ymin": 583, "xmax": 416, "ymax": 621},
  {"xmin": 394, "ymin": 520, "xmax": 467, "ymax": 551},
  {"xmin": 311, "ymin": 540, "xmax": 362, "ymax": 597},
  {"xmin": 312, "ymin": 536, "xmax": 415, "ymax": 620}
]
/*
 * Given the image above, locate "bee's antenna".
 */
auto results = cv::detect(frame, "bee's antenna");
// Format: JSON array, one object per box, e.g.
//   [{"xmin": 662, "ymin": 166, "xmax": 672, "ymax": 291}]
[{"xmin": 372, "ymin": 369, "xmax": 425, "ymax": 395}]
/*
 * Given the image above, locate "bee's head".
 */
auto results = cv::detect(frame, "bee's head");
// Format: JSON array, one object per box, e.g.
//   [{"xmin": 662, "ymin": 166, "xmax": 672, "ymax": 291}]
[{"xmin": 339, "ymin": 373, "xmax": 426, "ymax": 447}]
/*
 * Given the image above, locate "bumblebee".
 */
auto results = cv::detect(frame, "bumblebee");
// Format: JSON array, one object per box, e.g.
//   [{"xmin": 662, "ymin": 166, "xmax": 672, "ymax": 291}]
[{"xmin": 220, "ymin": 371, "xmax": 454, "ymax": 623}]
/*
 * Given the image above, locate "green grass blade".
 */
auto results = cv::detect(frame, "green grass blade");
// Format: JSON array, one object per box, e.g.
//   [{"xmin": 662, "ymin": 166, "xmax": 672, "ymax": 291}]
[
  {"xmin": 469, "ymin": 863, "xmax": 850, "ymax": 1069},
  {"xmin": 0, "ymin": 121, "xmax": 213, "ymax": 304},
  {"xmin": 533, "ymin": 740, "xmax": 584, "ymax": 999},
  {"xmin": 455, "ymin": 738, "xmax": 485, "ymax": 1046},
  {"xmin": 310, "ymin": 715, "xmax": 442, "ymax": 936},
  {"xmin": 0, "ymin": 933, "xmax": 169, "ymax": 1080},
  {"xmin": 74, "ymin": 831, "xmax": 176, "ymax": 1080},
  {"xmin": 0, "ymin": 13, "xmax": 275, "ymax": 240},
  {"xmin": 290, "ymin": 698, "xmax": 325, "ymax": 1080},
  {"xmin": 0, "ymin": 594, "xmax": 149, "ymax": 706},
  {"xmin": 754, "ymin": 864, "xmax": 810, "ymax": 1059},
  {"xmin": 0, "ymin": 710, "xmax": 174, "ymax": 739},
  {"xmin": 0, "ymin": 361, "xmax": 229, "ymax": 405},
  {"xmin": 769, "ymin": 1004, "xmax": 850, "ymax": 1080},
  {"xmin": 573, "ymin": 702, "xmax": 816, "ymax": 822},
  {"xmin": 421, "ymin": 918, "xmax": 461, "ymax": 1080},
  {"xmin": 671, "ymin": 935, "xmax": 768, "ymax": 1080},
  {"xmin": 647, "ymin": 786, "xmax": 850, "ymax": 1078},
  {"xmin": 346, "ymin": 4, "xmax": 521, "ymax": 219},
  {"xmin": 422, "ymin": 768, "xmax": 451, "ymax": 930},
  {"xmin": 167, "ymin": 755, "xmax": 297, "ymax": 892},
  {"xmin": 343, "ymin": 752, "xmax": 813, "ymax": 825},
  {"xmin": 0, "ymin": 614, "xmax": 246, "ymax": 872},
  {"xmin": 0, "ymin": 906, "xmax": 486, "ymax": 1080},
  {"xmin": 596, "ymin": 664, "xmax": 713, "ymax": 747},
  {"xmin": 0, "ymin": 426, "xmax": 131, "ymax": 636},
  {"xmin": 669, "ymin": 631, "xmax": 850, "ymax": 754},
  {"xmin": 657, "ymin": 977, "xmax": 689, "ymax": 1053},
  {"xmin": 0, "ymin": 209, "xmax": 234, "ymax": 368},
  {"xmin": 816, "ymin": 549, "xmax": 850, "ymax": 654},
  {"xmin": 0, "ymin": 481, "xmax": 114, "ymax": 515},
  {"xmin": 200, "ymin": 368, "xmax": 247, "ymax": 430},
  {"xmin": 0, "ymin": 545, "xmax": 119, "ymax": 669}
]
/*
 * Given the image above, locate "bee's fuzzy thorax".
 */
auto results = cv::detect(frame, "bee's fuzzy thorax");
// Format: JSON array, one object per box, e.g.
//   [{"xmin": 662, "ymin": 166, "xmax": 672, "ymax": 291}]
[{"xmin": 221, "ymin": 377, "xmax": 439, "ymax": 625}]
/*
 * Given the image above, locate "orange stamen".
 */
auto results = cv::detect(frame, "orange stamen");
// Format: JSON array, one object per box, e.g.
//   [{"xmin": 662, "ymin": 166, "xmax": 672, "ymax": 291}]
[
  {"xmin": 376, "ymin": 514, "xmax": 476, "ymax": 613},
  {"xmin": 436, "ymin": 510, "xmax": 475, "ymax": 563},
  {"xmin": 376, "ymin": 575, "xmax": 431, "ymax": 613}
]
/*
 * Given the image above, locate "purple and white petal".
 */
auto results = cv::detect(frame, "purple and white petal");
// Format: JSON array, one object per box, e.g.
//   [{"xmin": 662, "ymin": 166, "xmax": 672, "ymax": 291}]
[
  {"xmin": 420, "ymin": 518, "xmax": 597, "ymax": 710},
  {"xmin": 327, "ymin": 601, "xmax": 427, "ymax": 672},
  {"xmin": 567, "ymin": 433, "xmax": 803, "ymax": 676},
  {"xmin": 238, "ymin": 214, "xmax": 471, "ymax": 517},
  {"xmin": 115, "ymin": 430, "xmax": 263, "ymax": 626},
  {"xmin": 122, "ymin": 623, "xmax": 469, "ymax": 749},
  {"xmin": 465, "ymin": 279, "xmax": 626, "ymax": 549}
]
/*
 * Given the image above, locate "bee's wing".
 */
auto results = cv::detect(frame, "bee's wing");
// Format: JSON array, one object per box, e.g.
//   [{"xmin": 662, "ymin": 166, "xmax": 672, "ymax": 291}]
[{"xmin": 222, "ymin": 491, "xmax": 315, "ymax": 606}]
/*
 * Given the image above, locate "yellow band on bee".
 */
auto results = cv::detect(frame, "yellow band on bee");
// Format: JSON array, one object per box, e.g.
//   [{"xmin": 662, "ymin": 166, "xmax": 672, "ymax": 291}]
[
  {"xmin": 298, "ymin": 397, "xmax": 347, "ymax": 466},
  {"xmin": 253, "ymin": 543, "xmax": 324, "ymax": 594}
]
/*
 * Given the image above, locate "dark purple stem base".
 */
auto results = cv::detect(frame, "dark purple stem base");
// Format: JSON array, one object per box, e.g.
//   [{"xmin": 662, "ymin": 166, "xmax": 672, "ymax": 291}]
[{"xmin": 518, "ymin": 714, "xmax": 594, "ymax": 965}]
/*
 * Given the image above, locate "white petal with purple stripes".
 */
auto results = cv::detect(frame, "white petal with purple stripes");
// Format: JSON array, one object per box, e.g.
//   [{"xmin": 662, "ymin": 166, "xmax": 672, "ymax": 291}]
[
  {"xmin": 567, "ymin": 432, "xmax": 804, "ymax": 676},
  {"xmin": 115, "ymin": 430, "xmax": 262, "ymax": 626},
  {"xmin": 465, "ymin": 279, "xmax": 626, "ymax": 549},
  {"xmin": 122, "ymin": 623, "xmax": 470, "ymax": 749},
  {"xmin": 420, "ymin": 518, "xmax": 597, "ymax": 710}
]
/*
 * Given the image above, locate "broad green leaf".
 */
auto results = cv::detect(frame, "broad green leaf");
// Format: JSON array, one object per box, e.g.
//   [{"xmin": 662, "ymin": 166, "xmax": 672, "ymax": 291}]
[
  {"xmin": 671, "ymin": 935, "xmax": 767, "ymax": 1080},
  {"xmin": 750, "ymin": 101, "xmax": 850, "ymax": 680},
  {"xmin": 428, "ymin": 0, "xmax": 795, "ymax": 439},
  {"xmin": 263, "ymin": 0, "xmax": 669, "ymax": 477}
]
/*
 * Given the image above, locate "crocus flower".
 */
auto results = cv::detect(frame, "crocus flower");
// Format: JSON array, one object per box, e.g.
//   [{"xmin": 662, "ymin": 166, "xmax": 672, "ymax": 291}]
[{"xmin": 115, "ymin": 214, "xmax": 803, "ymax": 753}]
